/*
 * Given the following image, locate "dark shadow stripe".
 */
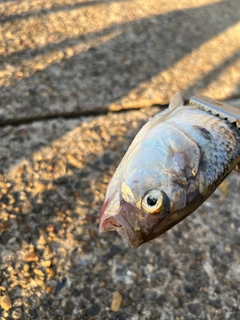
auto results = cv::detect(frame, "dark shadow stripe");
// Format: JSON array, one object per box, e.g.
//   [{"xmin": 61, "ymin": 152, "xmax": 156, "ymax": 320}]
[{"xmin": 0, "ymin": 0, "xmax": 127, "ymax": 23}]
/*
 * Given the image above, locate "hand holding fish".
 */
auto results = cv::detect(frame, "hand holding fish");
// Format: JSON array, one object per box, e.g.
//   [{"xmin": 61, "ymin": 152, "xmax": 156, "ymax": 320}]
[{"xmin": 99, "ymin": 94, "xmax": 240, "ymax": 248}]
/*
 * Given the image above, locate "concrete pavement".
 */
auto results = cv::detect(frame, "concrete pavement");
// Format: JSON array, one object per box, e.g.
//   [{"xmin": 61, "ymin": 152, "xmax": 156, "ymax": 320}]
[{"xmin": 1, "ymin": 0, "xmax": 240, "ymax": 319}]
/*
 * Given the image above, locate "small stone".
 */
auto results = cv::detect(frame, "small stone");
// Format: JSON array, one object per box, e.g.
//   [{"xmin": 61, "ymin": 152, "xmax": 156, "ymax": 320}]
[
  {"xmin": 156, "ymin": 294, "xmax": 166, "ymax": 306},
  {"xmin": 188, "ymin": 302, "xmax": 202, "ymax": 316},
  {"xmin": 1, "ymin": 292, "xmax": 12, "ymax": 311},
  {"xmin": 82, "ymin": 287, "xmax": 91, "ymax": 300},
  {"xmin": 38, "ymin": 235, "xmax": 46, "ymax": 246},
  {"xmin": 23, "ymin": 264, "xmax": 30, "ymax": 272},
  {"xmin": 225, "ymin": 246, "xmax": 231, "ymax": 252},
  {"xmin": 111, "ymin": 291, "xmax": 122, "ymax": 312},
  {"xmin": 85, "ymin": 304, "xmax": 101, "ymax": 316},
  {"xmin": 146, "ymin": 263, "xmax": 154, "ymax": 273},
  {"xmin": 34, "ymin": 181, "xmax": 48, "ymax": 194},
  {"xmin": 94, "ymin": 264, "xmax": 103, "ymax": 272},
  {"xmin": 0, "ymin": 286, "xmax": 6, "ymax": 292},
  {"xmin": 2, "ymin": 311, "xmax": 9, "ymax": 318},
  {"xmin": 99, "ymin": 281, "xmax": 105, "ymax": 287},
  {"xmin": 65, "ymin": 47, "xmax": 74, "ymax": 57},
  {"xmin": 86, "ymin": 214, "xmax": 95, "ymax": 223},
  {"xmin": 67, "ymin": 154, "xmax": 82, "ymax": 169},
  {"xmin": 209, "ymin": 298, "xmax": 221, "ymax": 309},
  {"xmin": 45, "ymin": 286, "xmax": 53, "ymax": 294},
  {"xmin": 89, "ymin": 228, "xmax": 97, "ymax": 239},
  {"xmin": 12, "ymin": 307, "xmax": 22, "ymax": 319},
  {"xmin": 46, "ymin": 224, "xmax": 55, "ymax": 232},
  {"xmin": 33, "ymin": 269, "xmax": 45, "ymax": 277},
  {"xmin": 25, "ymin": 251, "xmax": 40, "ymax": 262},
  {"xmin": 41, "ymin": 260, "xmax": 51, "ymax": 267},
  {"xmin": 0, "ymin": 220, "xmax": 12, "ymax": 230},
  {"xmin": 1, "ymin": 212, "xmax": 8, "ymax": 220},
  {"xmin": 55, "ymin": 278, "xmax": 67, "ymax": 292},
  {"xmin": 65, "ymin": 300, "xmax": 75, "ymax": 314},
  {"xmin": 100, "ymin": 127, "xmax": 110, "ymax": 141},
  {"xmin": 46, "ymin": 268, "xmax": 55, "ymax": 280},
  {"xmin": 30, "ymin": 278, "xmax": 45, "ymax": 289},
  {"xmin": 75, "ymin": 226, "xmax": 84, "ymax": 235},
  {"xmin": 107, "ymin": 245, "xmax": 121, "ymax": 259}
]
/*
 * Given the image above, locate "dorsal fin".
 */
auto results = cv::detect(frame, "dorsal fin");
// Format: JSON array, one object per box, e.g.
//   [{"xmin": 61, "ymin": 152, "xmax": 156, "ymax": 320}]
[{"xmin": 169, "ymin": 92, "xmax": 184, "ymax": 110}]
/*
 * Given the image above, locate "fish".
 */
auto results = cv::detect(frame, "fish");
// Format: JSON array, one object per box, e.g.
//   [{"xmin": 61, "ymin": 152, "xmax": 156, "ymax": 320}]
[{"xmin": 99, "ymin": 93, "xmax": 240, "ymax": 248}]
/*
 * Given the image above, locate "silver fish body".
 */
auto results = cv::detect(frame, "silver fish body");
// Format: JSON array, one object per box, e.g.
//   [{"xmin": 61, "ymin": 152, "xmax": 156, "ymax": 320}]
[{"xmin": 99, "ymin": 94, "xmax": 240, "ymax": 248}]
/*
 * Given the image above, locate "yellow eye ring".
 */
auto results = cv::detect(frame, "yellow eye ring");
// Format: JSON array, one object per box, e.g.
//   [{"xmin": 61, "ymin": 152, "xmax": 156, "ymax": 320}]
[{"xmin": 142, "ymin": 189, "xmax": 164, "ymax": 214}]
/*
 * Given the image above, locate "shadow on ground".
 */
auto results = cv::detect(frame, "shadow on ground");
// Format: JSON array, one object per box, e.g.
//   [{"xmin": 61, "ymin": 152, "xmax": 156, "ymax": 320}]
[
  {"xmin": 1, "ymin": 0, "xmax": 240, "ymax": 318},
  {"xmin": 0, "ymin": 0, "xmax": 240, "ymax": 124}
]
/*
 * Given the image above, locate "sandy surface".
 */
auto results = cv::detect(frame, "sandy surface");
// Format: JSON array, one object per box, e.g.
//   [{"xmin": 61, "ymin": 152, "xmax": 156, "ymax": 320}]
[
  {"xmin": 1, "ymin": 0, "xmax": 240, "ymax": 319},
  {"xmin": 0, "ymin": 0, "xmax": 240, "ymax": 124}
]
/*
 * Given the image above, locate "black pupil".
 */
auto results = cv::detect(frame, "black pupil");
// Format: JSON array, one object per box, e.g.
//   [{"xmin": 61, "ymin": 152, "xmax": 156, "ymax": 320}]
[{"xmin": 147, "ymin": 196, "xmax": 157, "ymax": 206}]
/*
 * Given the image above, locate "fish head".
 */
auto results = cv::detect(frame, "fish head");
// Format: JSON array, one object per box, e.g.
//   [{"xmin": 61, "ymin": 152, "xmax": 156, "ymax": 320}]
[
  {"xmin": 99, "ymin": 104, "xmax": 205, "ymax": 248},
  {"xmin": 99, "ymin": 141, "xmax": 174, "ymax": 248}
]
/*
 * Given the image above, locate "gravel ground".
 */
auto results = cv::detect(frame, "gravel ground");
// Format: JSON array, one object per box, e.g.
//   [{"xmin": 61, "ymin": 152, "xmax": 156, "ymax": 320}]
[
  {"xmin": 1, "ymin": 0, "xmax": 240, "ymax": 319},
  {"xmin": 0, "ymin": 0, "xmax": 240, "ymax": 123},
  {"xmin": 0, "ymin": 109, "xmax": 240, "ymax": 319}
]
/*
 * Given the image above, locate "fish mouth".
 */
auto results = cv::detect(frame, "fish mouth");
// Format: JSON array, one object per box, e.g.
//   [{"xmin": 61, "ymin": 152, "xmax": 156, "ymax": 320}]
[
  {"xmin": 99, "ymin": 215, "xmax": 122, "ymax": 232},
  {"xmin": 99, "ymin": 200, "xmax": 144, "ymax": 248}
]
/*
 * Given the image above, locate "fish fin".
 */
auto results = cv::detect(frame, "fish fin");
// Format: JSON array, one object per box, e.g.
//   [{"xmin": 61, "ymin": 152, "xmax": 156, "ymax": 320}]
[
  {"xmin": 169, "ymin": 92, "xmax": 184, "ymax": 110},
  {"xmin": 149, "ymin": 93, "xmax": 184, "ymax": 127}
]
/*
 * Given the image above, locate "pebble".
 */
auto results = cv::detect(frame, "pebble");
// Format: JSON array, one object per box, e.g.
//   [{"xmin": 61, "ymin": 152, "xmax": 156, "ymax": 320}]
[
  {"xmin": 33, "ymin": 181, "xmax": 49, "ymax": 194},
  {"xmin": 46, "ymin": 224, "xmax": 55, "ymax": 232},
  {"xmin": 64, "ymin": 300, "xmax": 75, "ymax": 315},
  {"xmin": 12, "ymin": 307, "xmax": 22, "ymax": 319},
  {"xmin": 40, "ymin": 260, "xmax": 52, "ymax": 267},
  {"xmin": 33, "ymin": 269, "xmax": 45, "ymax": 277},
  {"xmin": 209, "ymin": 298, "xmax": 221, "ymax": 309},
  {"xmin": 188, "ymin": 302, "xmax": 202, "ymax": 316},
  {"xmin": 45, "ymin": 286, "xmax": 53, "ymax": 294},
  {"xmin": 23, "ymin": 264, "xmax": 30, "ymax": 272},
  {"xmin": 81, "ymin": 287, "xmax": 91, "ymax": 300},
  {"xmin": 21, "ymin": 202, "xmax": 33, "ymax": 215},
  {"xmin": 55, "ymin": 278, "xmax": 67, "ymax": 292},
  {"xmin": 24, "ymin": 251, "xmax": 40, "ymax": 262},
  {"xmin": 85, "ymin": 304, "xmax": 101, "ymax": 317},
  {"xmin": 0, "ymin": 286, "xmax": 6, "ymax": 292},
  {"xmin": 67, "ymin": 154, "xmax": 83, "ymax": 169},
  {"xmin": 0, "ymin": 220, "xmax": 12, "ymax": 230},
  {"xmin": 46, "ymin": 268, "xmax": 55, "ymax": 280},
  {"xmin": 0, "ymin": 292, "xmax": 12, "ymax": 311},
  {"xmin": 111, "ymin": 291, "xmax": 122, "ymax": 312},
  {"xmin": 86, "ymin": 214, "xmax": 95, "ymax": 223}
]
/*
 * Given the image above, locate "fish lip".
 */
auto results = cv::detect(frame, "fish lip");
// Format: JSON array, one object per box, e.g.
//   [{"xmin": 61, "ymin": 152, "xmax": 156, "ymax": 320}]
[
  {"xmin": 99, "ymin": 198, "xmax": 110, "ymax": 223},
  {"xmin": 99, "ymin": 215, "xmax": 122, "ymax": 233},
  {"xmin": 99, "ymin": 200, "xmax": 144, "ymax": 248},
  {"xmin": 99, "ymin": 197, "xmax": 123, "ymax": 233}
]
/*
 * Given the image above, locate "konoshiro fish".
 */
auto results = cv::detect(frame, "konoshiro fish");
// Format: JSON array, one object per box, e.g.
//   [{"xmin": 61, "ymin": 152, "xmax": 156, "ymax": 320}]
[{"xmin": 99, "ymin": 93, "xmax": 240, "ymax": 248}]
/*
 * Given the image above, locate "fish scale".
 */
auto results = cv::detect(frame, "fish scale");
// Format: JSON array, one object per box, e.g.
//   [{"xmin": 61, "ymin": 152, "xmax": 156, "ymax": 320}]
[{"xmin": 189, "ymin": 95, "xmax": 240, "ymax": 173}]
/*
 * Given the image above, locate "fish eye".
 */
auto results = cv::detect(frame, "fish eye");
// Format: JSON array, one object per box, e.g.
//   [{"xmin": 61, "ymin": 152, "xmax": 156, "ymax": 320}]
[{"xmin": 142, "ymin": 189, "xmax": 164, "ymax": 214}]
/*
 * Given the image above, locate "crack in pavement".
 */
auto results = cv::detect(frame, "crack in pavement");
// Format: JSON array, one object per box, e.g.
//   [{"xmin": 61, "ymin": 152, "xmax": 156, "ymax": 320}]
[
  {"xmin": 0, "ymin": 104, "xmax": 168, "ymax": 127},
  {"xmin": 1, "ymin": 95, "xmax": 240, "ymax": 127}
]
